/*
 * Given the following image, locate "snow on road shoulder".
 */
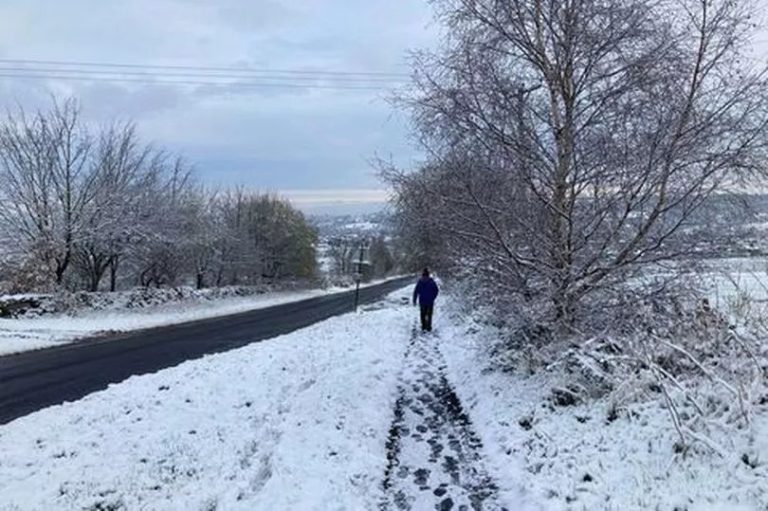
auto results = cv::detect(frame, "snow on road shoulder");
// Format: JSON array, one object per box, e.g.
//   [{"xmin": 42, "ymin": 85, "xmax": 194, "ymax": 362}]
[
  {"xmin": 0, "ymin": 277, "xmax": 405, "ymax": 356},
  {"xmin": 0, "ymin": 289, "xmax": 413, "ymax": 510},
  {"xmin": 0, "ymin": 288, "xmax": 326, "ymax": 356},
  {"xmin": 438, "ymin": 298, "xmax": 768, "ymax": 511}
]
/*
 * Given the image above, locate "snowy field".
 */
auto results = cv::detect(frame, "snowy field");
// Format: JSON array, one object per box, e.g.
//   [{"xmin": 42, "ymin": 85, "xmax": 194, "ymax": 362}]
[
  {"xmin": 0, "ymin": 291, "xmax": 413, "ymax": 510},
  {"xmin": 701, "ymin": 257, "xmax": 768, "ymax": 305},
  {"xmin": 0, "ymin": 278, "xmax": 401, "ymax": 356}
]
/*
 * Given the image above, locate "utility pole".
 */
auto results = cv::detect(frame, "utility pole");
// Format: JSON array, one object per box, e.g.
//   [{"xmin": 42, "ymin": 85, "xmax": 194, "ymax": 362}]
[{"xmin": 353, "ymin": 239, "xmax": 368, "ymax": 312}]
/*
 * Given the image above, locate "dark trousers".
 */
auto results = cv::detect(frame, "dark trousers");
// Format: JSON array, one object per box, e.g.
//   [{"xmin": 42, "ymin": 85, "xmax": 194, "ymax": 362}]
[{"xmin": 420, "ymin": 304, "xmax": 434, "ymax": 331}]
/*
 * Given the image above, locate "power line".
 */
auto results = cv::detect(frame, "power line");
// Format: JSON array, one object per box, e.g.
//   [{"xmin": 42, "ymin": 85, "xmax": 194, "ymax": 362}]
[
  {"xmin": 0, "ymin": 58, "xmax": 410, "ymax": 78},
  {"xmin": 0, "ymin": 66, "xmax": 407, "ymax": 84},
  {"xmin": 0, "ymin": 58, "xmax": 412, "ymax": 91},
  {"xmin": 0, "ymin": 72, "xmax": 399, "ymax": 91}
]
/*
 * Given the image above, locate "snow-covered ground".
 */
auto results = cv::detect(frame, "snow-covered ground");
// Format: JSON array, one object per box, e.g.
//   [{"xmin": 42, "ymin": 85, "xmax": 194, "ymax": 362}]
[
  {"xmin": 439, "ymin": 300, "xmax": 768, "ymax": 511},
  {"xmin": 381, "ymin": 331, "xmax": 535, "ymax": 510},
  {"xmin": 0, "ymin": 278, "xmax": 402, "ymax": 356},
  {"xmin": 2, "ymin": 278, "xmax": 765, "ymax": 510},
  {"xmin": 0, "ymin": 291, "xmax": 413, "ymax": 510},
  {"xmin": 701, "ymin": 256, "xmax": 768, "ymax": 305}
]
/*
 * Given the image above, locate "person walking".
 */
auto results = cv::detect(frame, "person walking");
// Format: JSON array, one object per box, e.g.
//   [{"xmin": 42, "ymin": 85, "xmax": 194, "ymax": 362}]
[{"xmin": 413, "ymin": 268, "xmax": 439, "ymax": 332}]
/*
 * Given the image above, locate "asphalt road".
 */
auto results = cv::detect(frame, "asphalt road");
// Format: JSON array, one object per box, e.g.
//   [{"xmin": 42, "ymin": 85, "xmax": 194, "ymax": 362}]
[{"xmin": 0, "ymin": 277, "xmax": 412, "ymax": 425}]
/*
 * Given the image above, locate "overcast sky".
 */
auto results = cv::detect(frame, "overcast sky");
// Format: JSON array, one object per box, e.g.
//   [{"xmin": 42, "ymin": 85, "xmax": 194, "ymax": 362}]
[
  {"xmin": 0, "ymin": 1, "xmax": 439, "ymax": 211},
  {"xmin": 0, "ymin": 2, "xmax": 766, "ymax": 213}
]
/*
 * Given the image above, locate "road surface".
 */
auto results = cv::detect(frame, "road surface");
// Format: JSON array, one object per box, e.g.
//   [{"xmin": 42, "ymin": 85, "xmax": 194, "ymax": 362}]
[{"xmin": 0, "ymin": 277, "xmax": 412, "ymax": 425}]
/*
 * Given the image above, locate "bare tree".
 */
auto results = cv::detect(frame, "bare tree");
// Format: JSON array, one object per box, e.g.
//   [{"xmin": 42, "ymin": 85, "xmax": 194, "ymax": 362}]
[
  {"xmin": 369, "ymin": 235, "xmax": 395, "ymax": 277},
  {"xmin": 74, "ymin": 122, "xmax": 151, "ymax": 291},
  {"xmin": 327, "ymin": 236, "xmax": 358, "ymax": 276},
  {"xmin": 0, "ymin": 99, "xmax": 95, "ymax": 287},
  {"xmin": 130, "ymin": 154, "xmax": 194, "ymax": 288},
  {"xmin": 0, "ymin": 98, "xmax": 320, "ymax": 294},
  {"xmin": 387, "ymin": 0, "xmax": 768, "ymax": 330},
  {"xmin": 181, "ymin": 188, "xmax": 225, "ymax": 290}
]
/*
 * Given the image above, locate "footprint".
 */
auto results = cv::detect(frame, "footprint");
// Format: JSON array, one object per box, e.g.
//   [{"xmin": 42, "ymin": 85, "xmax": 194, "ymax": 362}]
[{"xmin": 413, "ymin": 467, "xmax": 430, "ymax": 486}]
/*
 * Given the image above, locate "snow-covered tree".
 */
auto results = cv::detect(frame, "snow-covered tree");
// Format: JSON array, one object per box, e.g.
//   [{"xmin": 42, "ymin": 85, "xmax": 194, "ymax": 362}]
[
  {"xmin": 386, "ymin": 0, "xmax": 768, "ymax": 331},
  {"xmin": 0, "ymin": 98, "xmax": 319, "ymax": 293},
  {"xmin": 73, "ymin": 122, "xmax": 153, "ymax": 291},
  {"xmin": 0, "ymin": 99, "xmax": 96, "ymax": 288},
  {"xmin": 369, "ymin": 236, "xmax": 395, "ymax": 277}
]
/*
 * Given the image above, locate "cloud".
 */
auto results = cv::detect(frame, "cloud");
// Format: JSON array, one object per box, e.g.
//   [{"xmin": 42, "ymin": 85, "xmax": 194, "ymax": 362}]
[
  {"xmin": 0, "ymin": 0, "xmax": 437, "ymax": 195},
  {"xmin": 74, "ymin": 83, "xmax": 184, "ymax": 121},
  {"xmin": 213, "ymin": 0, "xmax": 297, "ymax": 33}
]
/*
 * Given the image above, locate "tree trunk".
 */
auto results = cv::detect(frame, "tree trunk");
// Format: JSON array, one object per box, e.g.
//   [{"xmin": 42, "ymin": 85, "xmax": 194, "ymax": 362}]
[
  {"xmin": 89, "ymin": 271, "xmax": 100, "ymax": 292},
  {"xmin": 55, "ymin": 259, "xmax": 68, "ymax": 286},
  {"xmin": 109, "ymin": 256, "xmax": 119, "ymax": 292}
]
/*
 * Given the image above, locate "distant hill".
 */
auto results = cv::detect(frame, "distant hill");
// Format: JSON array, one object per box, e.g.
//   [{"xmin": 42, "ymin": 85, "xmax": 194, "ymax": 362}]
[{"xmin": 310, "ymin": 211, "xmax": 393, "ymax": 239}]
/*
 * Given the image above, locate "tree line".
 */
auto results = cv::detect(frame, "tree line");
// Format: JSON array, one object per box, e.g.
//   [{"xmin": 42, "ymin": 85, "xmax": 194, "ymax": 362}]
[{"xmin": 0, "ymin": 99, "xmax": 317, "ymax": 293}]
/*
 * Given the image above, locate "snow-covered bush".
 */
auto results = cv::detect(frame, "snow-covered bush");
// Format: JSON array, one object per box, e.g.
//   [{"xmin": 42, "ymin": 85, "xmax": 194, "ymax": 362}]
[
  {"xmin": 0, "ymin": 250, "xmax": 56, "ymax": 294},
  {"xmin": 0, "ymin": 281, "xmax": 315, "ymax": 318},
  {"xmin": 445, "ymin": 266, "xmax": 768, "ymax": 455},
  {"xmin": 500, "ymin": 281, "xmax": 766, "ymax": 453},
  {"xmin": 321, "ymin": 273, "xmax": 357, "ymax": 289}
]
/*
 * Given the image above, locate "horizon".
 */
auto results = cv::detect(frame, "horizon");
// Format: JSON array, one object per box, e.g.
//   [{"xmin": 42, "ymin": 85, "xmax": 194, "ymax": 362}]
[{"xmin": 281, "ymin": 189, "xmax": 389, "ymax": 216}]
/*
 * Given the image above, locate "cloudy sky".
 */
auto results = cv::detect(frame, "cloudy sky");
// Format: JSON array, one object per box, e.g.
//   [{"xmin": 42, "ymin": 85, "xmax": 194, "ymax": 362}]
[
  {"xmin": 0, "ymin": 2, "xmax": 766, "ymax": 213},
  {"xmin": 0, "ymin": 1, "xmax": 439, "ymax": 212}
]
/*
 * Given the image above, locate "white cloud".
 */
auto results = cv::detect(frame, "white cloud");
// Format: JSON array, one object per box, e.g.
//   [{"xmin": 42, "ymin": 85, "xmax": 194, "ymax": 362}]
[{"xmin": 0, "ymin": 0, "xmax": 437, "ymax": 192}]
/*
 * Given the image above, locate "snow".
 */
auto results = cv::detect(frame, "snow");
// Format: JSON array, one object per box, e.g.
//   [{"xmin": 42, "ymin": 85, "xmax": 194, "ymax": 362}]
[
  {"xmin": 438, "ymin": 298, "xmax": 768, "ymax": 511},
  {"xmin": 381, "ymin": 331, "xmax": 532, "ymax": 510},
  {"xmin": 343, "ymin": 221, "xmax": 380, "ymax": 231},
  {"xmin": 701, "ymin": 257, "xmax": 768, "ymax": 305},
  {"xmin": 0, "ymin": 278, "xmax": 404, "ymax": 356},
  {"xmin": 3, "ymin": 280, "xmax": 764, "ymax": 509},
  {"xmin": 0, "ymin": 290, "xmax": 413, "ymax": 510},
  {"xmin": 0, "ymin": 293, "xmax": 48, "ymax": 302}
]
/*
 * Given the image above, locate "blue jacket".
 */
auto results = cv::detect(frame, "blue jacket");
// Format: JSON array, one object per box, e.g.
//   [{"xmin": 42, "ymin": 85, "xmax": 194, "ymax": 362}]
[{"xmin": 413, "ymin": 277, "xmax": 439, "ymax": 306}]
